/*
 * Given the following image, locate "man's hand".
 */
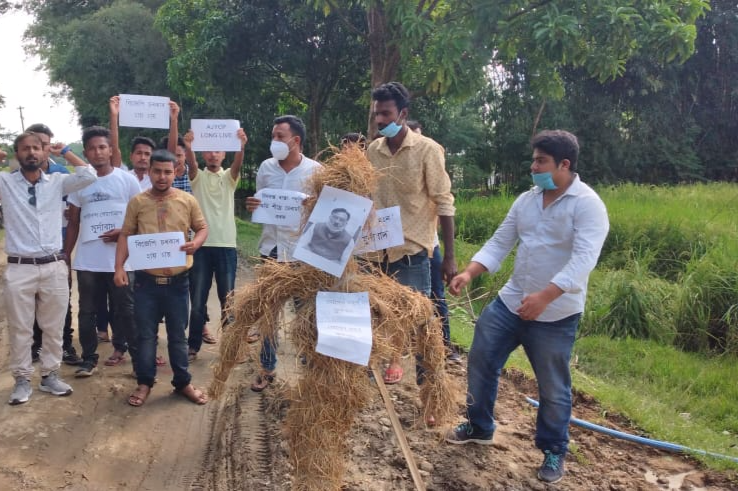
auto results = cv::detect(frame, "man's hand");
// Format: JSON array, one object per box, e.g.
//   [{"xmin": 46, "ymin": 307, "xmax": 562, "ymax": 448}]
[
  {"xmin": 183, "ymin": 130, "xmax": 194, "ymax": 149},
  {"xmin": 517, "ymin": 284, "xmax": 564, "ymax": 321},
  {"xmin": 99, "ymin": 228, "xmax": 121, "ymax": 243},
  {"xmin": 245, "ymin": 196, "xmax": 261, "ymax": 212},
  {"xmin": 113, "ymin": 268, "xmax": 129, "ymax": 287},
  {"xmin": 180, "ymin": 241, "xmax": 199, "ymax": 255},
  {"xmin": 237, "ymin": 128, "xmax": 248, "ymax": 148},
  {"xmin": 169, "ymin": 100, "xmax": 179, "ymax": 119},
  {"xmin": 109, "ymin": 95, "xmax": 120, "ymax": 118},
  {"xmin": 49, "ymin": 142, "xmax": 67, "ymax": 157},
  {"xmin": 448, "ymin": 271, "xmax": 471, "ymax": 296},
  {"xmin": 441, "ymin": 256, "xmax": 457, "ymax": 286}
]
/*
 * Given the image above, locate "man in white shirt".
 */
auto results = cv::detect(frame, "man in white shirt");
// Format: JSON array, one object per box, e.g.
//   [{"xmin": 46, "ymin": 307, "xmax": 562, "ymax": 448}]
[
  {"xmin": 244, "ymin": 115, "xmax": 321, "ymax": 391},
  {"xmin": 64, "ymin": 126, "xmax": 142, "ymax": 377},
  {"xmin": 1, "ymin": 132, "xmax": 96, "ymax": 405},
  {"xmin": 445, "ymin": 130, "xmax": 609, "ymax": 485}
]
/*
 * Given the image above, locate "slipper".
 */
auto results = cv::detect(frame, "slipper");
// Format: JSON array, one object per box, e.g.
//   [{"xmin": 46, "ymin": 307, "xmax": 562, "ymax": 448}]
[
  {"xmin": 425, "ymin": 415, "xmax": 437, "ymax": 427},
  {"xmin": 202, "ymin": 328, "xmax": 217, "ymax": 345},
  {"xmin": 246, "ymin": 330, "xmax": 260, "ymax": 344},
  {"xmin": 104, "ymin": 351, "xmax": 126, "ymax": 366},
  {"xmin": 156, "ymin": 355, "xmax": 167, "ymax": 366},
  {"xmin": 97, "ymin": 332, "xmax": 111, "ymax": 343},
  {"xmin": 176, "ymin": 384, "xmax": 208, "ymax": 405},
  {"xmin": 128, "ymin": 384, "xmax": 150, "ymax": 407},
  {"xmin": 250, "ymin": 370, "xmax": 275, "ymax": 392},
  {"xmin": 383, "ymin": 365, "xmax": 403, "ymax": 385},
  {"xmin": 188, "ymin": 349, "xmax": 197, "ymax": 362}
]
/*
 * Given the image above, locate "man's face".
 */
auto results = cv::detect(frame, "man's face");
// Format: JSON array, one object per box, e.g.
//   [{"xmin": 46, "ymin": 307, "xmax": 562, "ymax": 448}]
[
  {"xmin": 271, "ymin": 123, "xmax": 297, "ymax": 149},
  {"xmin": 131, "ymin": 144, "xmax": 153, "ymax": 174},
  {"xmin": 327, "ymin": 211, "xmax": 349, "ymax": 233},
  {"xmin": 202, "ymin": 150, "xmax": 225, "ymax": 171},
  {"xmin": 531, "ymin": 148, "xmax": 569, "ymax": 186},
  {"xmin": 372, "ymin": 100, "xmax": 406, "ymax": 132},
  {"xmin": 174, "ymin": 145, "xmax": 187, "ymax": 176},
  {"xmin": 84, "ymin": 136, "xmax": 113, "ymax": 168},
  {"xmin": 33, "ymin": 132, "xmax": 52, "ymax": 165},
  {"xmin": 16, "ymin": 135, "xmax": 43, "ymax": 171},
  {"xmin": 149, "ymin": 160, "xmax": 175, "ymax": 192}
]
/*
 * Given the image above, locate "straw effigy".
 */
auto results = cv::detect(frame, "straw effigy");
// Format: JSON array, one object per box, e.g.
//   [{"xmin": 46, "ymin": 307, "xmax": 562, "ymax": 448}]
[{"xmin": 209, "ymin": 145, "xmax": 455, "ymax": 490}]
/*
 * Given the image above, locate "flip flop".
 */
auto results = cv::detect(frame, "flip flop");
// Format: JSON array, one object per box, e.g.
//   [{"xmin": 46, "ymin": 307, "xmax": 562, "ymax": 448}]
[
  {"xmin": 128, "ymin": 384, "xmax": 150, "ymax": 407},
  {"xmin": 246, "ymin": 330, "xmax": 260, "ymax": 344},
  {"xmin": 383, "ymin": 365, "xmax": 403, "ymax": 385},
  {"xmin": 176, "ymin": 384, "xmax": 208, "ymax": 405},
  {"xmin": 155, "ymin": 356, "xmax": 167, "ymax": 366},
  {"xmin": 250, "ymin": 371, "xmax": 275, "ymax": 392},
  {"xmin": 202, "ymin": 329, "xmax": 217, "ymax": 344},
  {"xmin": 104, "ymin": 351, "xmax": 126, "ymax": 366}
]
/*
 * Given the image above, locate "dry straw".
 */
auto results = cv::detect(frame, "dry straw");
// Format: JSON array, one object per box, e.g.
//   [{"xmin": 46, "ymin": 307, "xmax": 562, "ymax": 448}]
[{"xmin": 210, "ymin": 145, "xmax": 455, "ymax": 490}]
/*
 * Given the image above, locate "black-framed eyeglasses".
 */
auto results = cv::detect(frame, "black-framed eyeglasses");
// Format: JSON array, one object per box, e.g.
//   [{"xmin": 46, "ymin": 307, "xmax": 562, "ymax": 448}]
[{"xmin": 28, "ymin": 186, "xmax": 36, "ymax": 207}]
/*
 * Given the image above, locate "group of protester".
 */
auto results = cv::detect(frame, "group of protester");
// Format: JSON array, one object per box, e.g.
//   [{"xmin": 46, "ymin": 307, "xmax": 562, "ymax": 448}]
[{"xmin": 1, "ymin": 81, "xmax": 608, "ymax": 484}]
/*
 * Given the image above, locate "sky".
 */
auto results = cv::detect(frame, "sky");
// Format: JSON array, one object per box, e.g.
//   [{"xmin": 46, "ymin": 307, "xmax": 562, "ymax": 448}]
[{"xmin": 0, "ymin": 9, "xmax": 82, "ymax": 144}]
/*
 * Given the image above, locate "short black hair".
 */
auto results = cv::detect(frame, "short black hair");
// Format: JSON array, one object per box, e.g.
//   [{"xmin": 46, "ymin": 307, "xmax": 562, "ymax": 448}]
[
  {"xmin": 130, "ymin": 136, "xmax": 156, "ymax": 154},
  {"xmin": 331, "ymin": 207, "xmax": 350, "ymax": 220},
  {"xmin": 340, "ymin": 133, "xmax": 366, "ymax": 147},
  {"xmin": 406, "ymin": 120, "xmax": 422, "ymax": 132},
  {"xmin": 371, "ymin": 82, "xmax": 411, "ymax": 111},
  {"xmin": 26, "ymin": 123, "xmax": 54, "ymax": 138},
  {"xmin": 82, "ymin": 126, "xmax": 111, "ymax": 149},
  {"xmin": 274, "ymin": 115, "xmax": 306, "ymax": 148},
  {"xmin": 531, "ymin": 130, "xmax": 579, "ymax": 172},
  {"xmin": 13, "ymin": 132, "xmax": 43, "ymax": 152},
  {"xmin": 150, "ymin": 149, "xmax": 176, "ymax": 166},
  {"xmin": 158, "ymin": 135, "xmax": 186, "ymax": 150}
]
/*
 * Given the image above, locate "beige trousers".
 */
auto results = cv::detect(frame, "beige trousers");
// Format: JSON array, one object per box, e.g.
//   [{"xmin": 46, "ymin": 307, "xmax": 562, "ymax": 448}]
[{"xmin": 4, "ymin": 261, "xmax": 69, "ymax": 379}]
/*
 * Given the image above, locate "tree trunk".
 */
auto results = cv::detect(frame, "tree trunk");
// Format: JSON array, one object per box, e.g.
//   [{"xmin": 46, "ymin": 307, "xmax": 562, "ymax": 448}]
[{"xmin": 366, "ymin": 3, "xmax": 401, "ymax": 139}]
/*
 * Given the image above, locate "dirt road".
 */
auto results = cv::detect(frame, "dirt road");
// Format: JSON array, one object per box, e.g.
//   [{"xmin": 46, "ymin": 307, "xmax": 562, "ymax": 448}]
[{"xmin": 0, "ymin": 252, "xmax": 735, "ymax": 490}]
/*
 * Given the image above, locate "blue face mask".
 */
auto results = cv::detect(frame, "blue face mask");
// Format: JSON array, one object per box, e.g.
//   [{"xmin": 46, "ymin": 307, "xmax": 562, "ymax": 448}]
[
  {"xmin": 378, "ymin": 121, "xmax": 402, "ymax": 138},
  {"xmin": 531, "ymin": 172, "xmax": 558, "ymax": 190}
]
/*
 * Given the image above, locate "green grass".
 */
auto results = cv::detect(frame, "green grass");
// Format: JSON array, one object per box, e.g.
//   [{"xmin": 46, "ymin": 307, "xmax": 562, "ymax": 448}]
[{"xmin": 235, "ymin": 218, "xmax": 262, "ymax": 262}]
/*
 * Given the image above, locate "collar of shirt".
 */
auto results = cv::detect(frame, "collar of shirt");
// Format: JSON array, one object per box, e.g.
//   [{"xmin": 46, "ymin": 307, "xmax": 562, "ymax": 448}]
[{"xmin": 374, "ymin": 127, "xmax": 421, "ymax": 157}]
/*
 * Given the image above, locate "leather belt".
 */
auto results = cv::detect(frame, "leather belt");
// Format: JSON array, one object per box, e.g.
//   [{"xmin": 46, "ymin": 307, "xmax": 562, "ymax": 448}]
[
  {"xmin": 7, "ymin": 253, "xmax": 67, "ymax": 265},
  {"xmin": 139, "ymin": 270, "xmax": 189, "ymax": 285}
]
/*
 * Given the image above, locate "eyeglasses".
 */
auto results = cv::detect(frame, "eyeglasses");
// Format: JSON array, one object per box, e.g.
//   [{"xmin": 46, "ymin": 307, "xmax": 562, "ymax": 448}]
[{"xmin": 28, "ymin": 186, "xmax": 36, "ymax": 207}]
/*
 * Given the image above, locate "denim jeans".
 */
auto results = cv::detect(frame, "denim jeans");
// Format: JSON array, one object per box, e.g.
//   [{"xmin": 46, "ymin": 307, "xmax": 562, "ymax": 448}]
[
  {"xmin": 467, "ymin": 296, "xmax": 580, "ymax": 453},
  {"xmin": 430, "ymin": 245, "xmax": 451, "ymax": 346},
  {"xmin": 77, "ymin": 271, "xmax": 136, "ymax": 366},
  {"xmin": 188, "ymin": 246, "xmax": 237, "ymax": 352},
  {"xmin": 135, "ymin": 271, "xmax": 191, "ymax": 389}
]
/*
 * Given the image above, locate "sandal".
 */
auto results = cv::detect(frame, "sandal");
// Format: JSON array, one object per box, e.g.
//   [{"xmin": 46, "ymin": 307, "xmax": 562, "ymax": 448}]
[
  {"xmin": 176, "ymin": 384, "xmax": 208, "ymax": 405},
  {"xmin": 246, "ymin": 328, "xmax": 260, "ymax": 344},
  {"xmin": 188, "ymin": 349, "xmax": 197, "ymax": 362},
  {"xmin": 156, "ymin": 355, "xmax": 167, "ymax": 366},
  {"xmin": 104, "ymin": 351, "xmax": 126, "ymax": 366},
  {"xmin": 250, "ymin": 370, "xmax": 275, "ymax": 392},
  {"xmin": 383, "ymin": 364, "xmax": 403, "ymax": 385},
  {"xmin": 128, "ymin": 384, "xmax": 150, "ymax": 407},
  {"xmin": 97, "ymin": 332, "xmax": 111, "ymax": 343},
  {"xmin": 202, "ymin": 328, "xmax": 217, "ymax": 345}
]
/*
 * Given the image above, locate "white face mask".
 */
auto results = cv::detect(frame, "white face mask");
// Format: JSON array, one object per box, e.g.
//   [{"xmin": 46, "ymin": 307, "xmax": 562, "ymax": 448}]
[{"xmin": 270, "ymin": 140, "xmax": 290, "ymax": 161}]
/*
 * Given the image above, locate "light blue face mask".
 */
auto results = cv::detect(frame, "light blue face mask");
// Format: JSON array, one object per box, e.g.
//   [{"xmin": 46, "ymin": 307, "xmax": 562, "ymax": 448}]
[
  {"xmin": 531, "ymin": 172, "xmax": 558, "ymax": 190},
  {"xmin": 378, "ymin": 121, "xmax": 402, "ymax": 138}
]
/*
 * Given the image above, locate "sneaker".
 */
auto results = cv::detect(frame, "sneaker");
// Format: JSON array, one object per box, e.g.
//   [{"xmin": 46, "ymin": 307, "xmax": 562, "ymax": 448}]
[
  {"xmin": 8, "ymin": 377, "xmax": 32, "ymax": 405},
  {"xmin": 63, "ymin": 348, "xmax": 82, "ymax": 366},
  {"xmin": 39, "ymin": 371, "xmax": 73, "ymax": 396},
  {"xmin": 537, "ymin": 450, "xmax": 566, "ymax": 483},
  {"xmin": 445, "ymin": 422, "xmax": 493, "ymax": 445},
  {"xmin": 75, "ymin": 361, "xmax": 97, "ymax": 378}
]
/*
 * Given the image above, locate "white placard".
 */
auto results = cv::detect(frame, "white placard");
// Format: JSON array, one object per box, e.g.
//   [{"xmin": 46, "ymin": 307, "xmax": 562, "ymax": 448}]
[
  {"xmin": 190, "ymin": 119, "xmax": 241, "ymax": 151},
  {"xmin": 354, "ymin": 206, "xmax": 404, "ymax": 253},
  {"xmin": 119, "ymin": 94, "xmax": 170, "ymax": 129},
  {"xmin": 293, "ymin": 186, "xmax": 372, "ymax": 278},
  {"xmin": 251, "ymin": 188, "xmax": 307, "ymax": 228},
  {"xmin": 126, "ymin": 232, "xmax": 186, "ymax": 270},
  {"xmin": 315, "ymin": 291, "xmax": 373, "ymax": 366},
  {"xmin": 79, "ymin": 200, "xmax": 127, "ymax": 243}
]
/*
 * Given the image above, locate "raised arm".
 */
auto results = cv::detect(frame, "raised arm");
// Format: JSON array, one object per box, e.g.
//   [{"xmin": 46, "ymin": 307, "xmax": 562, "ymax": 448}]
[
  {"xmin": 109, "ymin": 95, "xmax": 123, "ymax": 168},
  {"xmin": 167, "ymin": 101, "xmax": 179, "ymax": 156},
  {"xmin": 49, "ymin": 142, "xmax": 86, "ymax": 167},
  {"xmin": 230, "ymin": 128, "xmax": 248, "ymax": 181},
  {"xmin": 183, "ymin": 129, "xmax": 198, "ymax": 181}
]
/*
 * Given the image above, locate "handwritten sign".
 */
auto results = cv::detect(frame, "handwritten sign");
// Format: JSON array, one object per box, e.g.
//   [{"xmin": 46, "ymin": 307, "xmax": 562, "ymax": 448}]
[
  {"xmin": 119, "ymin": 94, "xmax": 170, "ymax": 129},
  {"xmin": 126, "ymin": 232, "xmax": 186, "ymax": 270},
  {"xmin": 79, "ymin": 201, "xmax": 127, "ymax": 243},
  {"xmin": 190, "ymin": 119, "xmax": 241, "ymax": 151},
  {"xmin": 354, "ymin": 206, "xmax": 404, "ymax": 253},
  {"xmin": 315, "ymin": 291, "xmax": 372, "ymax": 366},
  {"xmin": 251, "ymin": 188, "xmax": 307, "ymax": 228}
]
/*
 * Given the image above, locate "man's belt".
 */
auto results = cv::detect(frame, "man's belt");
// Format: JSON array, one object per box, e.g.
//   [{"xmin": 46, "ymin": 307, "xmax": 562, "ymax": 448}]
[
  {"xmin": 140, "ymin": 270, "xmax": 189, "ymax": 285},
  {"xmin": 7, "ymin": 253, "xmax": 67, "ymax": 265}
]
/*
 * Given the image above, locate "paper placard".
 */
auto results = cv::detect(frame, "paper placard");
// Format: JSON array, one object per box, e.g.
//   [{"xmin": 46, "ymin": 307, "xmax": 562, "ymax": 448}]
[
  {"xmin": 354, "ymin": 206, "xmax": 404, "ymax": 253},
  {"xmin": 190, "ymin": 119, "xmax": 241, "ymax": 151},
  {"xmin": 251, "ymin": 188, "xmax": 307, "ymax": 228},
  {"xmin": 315, "ymin": 291, "xmax": 372, "ymax": 366},
  {"xmin": 126, "ymin": 232, "xmax": 186, "ymax": 270},
  {"xmin": 119, "ymin": 94, "xmax": 170, "ymax": 129},
  {"xmin": 79, "ymin": 201, "xmax": 127, "ymax": 243}
]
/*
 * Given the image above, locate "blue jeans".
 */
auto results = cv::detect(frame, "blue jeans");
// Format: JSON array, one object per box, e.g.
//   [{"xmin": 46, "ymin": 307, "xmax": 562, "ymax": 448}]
[
  {"xmin": 188, "ymin": 246, "xmax": 237, "ymax": 352},
  {"xmin": 467, "ymin": 297, "xmax": 580, "ymax": 453},
  {"xmin": 430, "ymin": 245, "xmax": 450, "ymax": 346},
  {"xmin": 135, "ymin": 272, "xmax": 191, "ymax": 389}
]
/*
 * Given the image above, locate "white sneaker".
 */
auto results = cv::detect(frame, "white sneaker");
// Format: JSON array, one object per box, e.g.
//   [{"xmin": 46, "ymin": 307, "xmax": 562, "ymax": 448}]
[
  {"xmin": 39, "ymin": 371, "xmax": 73, "ymax": 396},
  {"xmin": 9, "ymin": 377, "xmax": 32, "ymax": 405}
]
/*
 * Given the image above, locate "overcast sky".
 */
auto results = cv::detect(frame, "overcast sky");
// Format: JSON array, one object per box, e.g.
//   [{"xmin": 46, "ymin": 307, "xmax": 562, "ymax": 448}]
[{"xmin": 0, "ymin": 9, "xmax": 82, "ymax": 144}]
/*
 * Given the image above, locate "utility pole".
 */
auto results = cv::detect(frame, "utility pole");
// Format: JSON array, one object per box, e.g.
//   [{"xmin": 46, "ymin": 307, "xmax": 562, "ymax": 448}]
[{"xmin": 17, "ymin": 106, "xmax": 25, "ymax": 131}]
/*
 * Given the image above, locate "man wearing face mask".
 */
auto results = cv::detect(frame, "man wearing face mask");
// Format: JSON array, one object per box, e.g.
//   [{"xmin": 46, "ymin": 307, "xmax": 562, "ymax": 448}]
[
  {"xmin": 366, "ymin": 82, "xmax": 457, "ymax": 388},
  {"xmin": 244, "ymin": 115, "xmax": 321, "ymax": 391},
  {"xmin": 445, "ymin": 130, "xmax": 609, "ymax": 485}
]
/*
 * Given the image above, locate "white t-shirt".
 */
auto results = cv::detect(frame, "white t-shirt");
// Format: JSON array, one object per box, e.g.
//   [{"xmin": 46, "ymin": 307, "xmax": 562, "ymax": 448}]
[
  {"xmin": 68, "ymin": 168, "xmax": 142, "ymax": 271},
  {"xmin": 128, "ymin": 167, "xmax": 152, "ymax": 190}
]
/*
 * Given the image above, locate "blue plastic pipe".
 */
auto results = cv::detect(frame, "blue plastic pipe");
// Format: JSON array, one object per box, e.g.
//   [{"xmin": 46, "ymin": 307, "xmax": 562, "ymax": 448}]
[{"xmin": 525, "ymin": 397, "xmax": 738, "ymax": 463}]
